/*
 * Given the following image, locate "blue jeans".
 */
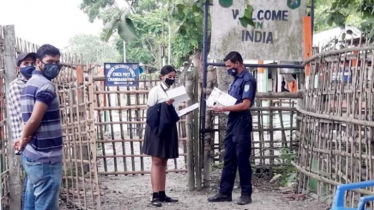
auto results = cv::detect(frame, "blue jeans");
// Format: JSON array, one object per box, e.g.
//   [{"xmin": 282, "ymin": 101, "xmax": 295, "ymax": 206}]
[{"xmin": 21, "ymin": 155, "xmax": 62, "ymax": 210}]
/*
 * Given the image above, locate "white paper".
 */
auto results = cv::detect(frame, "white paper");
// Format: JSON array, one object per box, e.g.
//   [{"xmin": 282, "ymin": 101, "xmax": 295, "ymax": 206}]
[
  {"xmin": 177, "ymin": 103, "xmax": 199, "ymax": 117},
  {"xmin": 206, "ymin": 87, "xmax": 237, "ymax": 115},
  {"xmin": 166, "ymin": 85, "xmax": 190, "ymax": 108}
]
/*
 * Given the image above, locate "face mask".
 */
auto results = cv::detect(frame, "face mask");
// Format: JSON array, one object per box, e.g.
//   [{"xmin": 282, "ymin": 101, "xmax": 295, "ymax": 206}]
[
  {"xmin": 165, "ymin": 78, "xmax": 175, "ymax": 86},
  {"xmin": 20, "ymin": 66, "xmax": 36, "ymax": 79},
  {"xmin": 42, "ymin": 63, "xmax": 61, "ymax": 80},
  {"xmin": 227, "ymin": 68, "xmax": 237, "ymax": 77}
]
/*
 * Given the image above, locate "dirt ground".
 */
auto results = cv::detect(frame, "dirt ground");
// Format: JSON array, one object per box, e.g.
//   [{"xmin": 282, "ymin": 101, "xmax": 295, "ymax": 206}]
[{"xmin": 94, "ymin": 169, "xmax": 330, "ymax": 210}]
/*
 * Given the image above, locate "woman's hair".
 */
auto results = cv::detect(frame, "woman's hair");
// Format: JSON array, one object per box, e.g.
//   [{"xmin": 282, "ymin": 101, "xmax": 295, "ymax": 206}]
[{"xmin": 159, "ymin": 65, "xmax": 176, "ymax": 79}]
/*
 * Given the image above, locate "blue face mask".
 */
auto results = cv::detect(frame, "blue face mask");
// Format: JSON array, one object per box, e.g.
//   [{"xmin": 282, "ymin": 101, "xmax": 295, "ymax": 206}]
[
  {"xmin": 227, "ymin": 68, "xmax": 237, "ymax": 77},
  {"xmin": 42, "ymin": 63, "xmax": 61, "ymax": 80},
  {"xmin": 20, "ymin": 66, "xmax": 36, "ymax": 79}
]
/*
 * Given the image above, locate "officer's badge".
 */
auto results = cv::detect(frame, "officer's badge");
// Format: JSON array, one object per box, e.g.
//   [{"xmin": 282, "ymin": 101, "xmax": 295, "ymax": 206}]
[{"xmin": 244, "ymin": 84, "xmax": 250, "ymax": 92}]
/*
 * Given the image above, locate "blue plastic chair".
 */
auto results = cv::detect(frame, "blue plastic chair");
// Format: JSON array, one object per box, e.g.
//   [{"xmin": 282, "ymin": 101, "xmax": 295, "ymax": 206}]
[{"xmin": 331, "ymin": 180, "xmax": 374, "ymax": 210}]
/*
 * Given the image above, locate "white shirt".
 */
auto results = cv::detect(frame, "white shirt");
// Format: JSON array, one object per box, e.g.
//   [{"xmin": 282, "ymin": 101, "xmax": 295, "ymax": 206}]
[{"xmin": 147, "ymin": 82, "xmax": 170, "ymax": 107}]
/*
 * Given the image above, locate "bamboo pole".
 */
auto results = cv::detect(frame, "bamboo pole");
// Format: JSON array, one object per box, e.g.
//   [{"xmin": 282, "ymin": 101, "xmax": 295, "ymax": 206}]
[
  {"xmin": 117, "ymin": 86, "xmax": 128, "ymax": 172},
  {"xmin": 96, "ymin": 85, "xmax": 107, "ymax": 172},
  {"xmin": 185, "ymin": 72, "xmax": 195, "ymax": 190},
  {"xmin": 290, "ymin": 100, "xmax": 295, "ymax": 149},
  {"xmin": 68, "ymin": 82, "xmax": 82, "ymax": 207},
  {"xmin": 89, "ymin": 67, "xmax": 102, "ymax": 209},
  {"xmin": 107, "ymin": 86, "xmax": 118, "ymax": 173},
  {"xmin": 194, "ymin": 68, "xmax": 202, "ymax": 191},
  {"xmin": 269, "ymin": 100, "xmax": 274, "ymax": 170},
  {"xmin": 127, "ymin": 85, "xmax": 136, "ymax": 172},
  {"xmin": 135, "ymin": 82, "xmax": 145, "ymax": 173},
  {"xmin": 98, "ymin": 169, "xmax": 187, "ymax": 175},
  {"xmin": 74, "ymin": 72, "xmax": 88, "ymax": 208},
  {"xmin": 277, "ymin": 101, "xmax": 287, "ymax": 148}
]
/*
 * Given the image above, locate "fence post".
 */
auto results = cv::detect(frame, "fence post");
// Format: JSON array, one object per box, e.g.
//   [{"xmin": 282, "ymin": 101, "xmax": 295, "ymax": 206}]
[
  {"xmin": 186, "ymin": 72, "xmax": 195, "ymax": 191},
  {"xmin": 4, "ymin": 25, "xmax": 22, "ymax": 210}
]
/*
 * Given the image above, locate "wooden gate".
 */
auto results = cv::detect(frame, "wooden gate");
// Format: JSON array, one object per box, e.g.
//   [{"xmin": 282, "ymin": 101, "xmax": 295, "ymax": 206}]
[
  {"xmin": 93, "ymin": 72, "xmax": 188, "ymax": 175},
  {"xmin": 56, "ymin": 61, "xmax": 101, "ymax": 209}
]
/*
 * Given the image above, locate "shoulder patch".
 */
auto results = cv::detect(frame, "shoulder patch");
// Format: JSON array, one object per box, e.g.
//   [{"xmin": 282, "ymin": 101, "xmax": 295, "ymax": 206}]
[{"xmin": 244, "ymin": 84, "xmax": 250, "ymax": 92}]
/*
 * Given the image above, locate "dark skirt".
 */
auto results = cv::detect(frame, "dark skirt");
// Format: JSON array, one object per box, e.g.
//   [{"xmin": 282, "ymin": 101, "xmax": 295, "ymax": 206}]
[{"xmin": 142, "ymin": 123, "xmax": 179, "ymax": 159}]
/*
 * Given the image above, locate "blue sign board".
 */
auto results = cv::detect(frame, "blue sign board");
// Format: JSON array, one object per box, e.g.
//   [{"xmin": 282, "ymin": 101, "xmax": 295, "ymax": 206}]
[{"xmin": 104, "ymin": 63, "xmax": 141, "ymax": 86}]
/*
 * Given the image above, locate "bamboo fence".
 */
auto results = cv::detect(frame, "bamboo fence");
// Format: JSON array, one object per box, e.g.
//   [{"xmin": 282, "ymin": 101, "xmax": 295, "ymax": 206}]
[
  {"xmin": 92, "ymin": 73, "xmax": 189, "ymax": 176},
  {"xmin": 209, "ymin": 95, "xmax": 299, "ymax": 169},
  {"xmin": 0, "ymin": 25, "xmax": 101, "ymax": 210},
  {"xmin": 55, "ymin": 59, "xmax": 101, "ymax": 209},
  {"xmin": 295, "ymin": 37, "xmax": 374, "ymax": 207}
]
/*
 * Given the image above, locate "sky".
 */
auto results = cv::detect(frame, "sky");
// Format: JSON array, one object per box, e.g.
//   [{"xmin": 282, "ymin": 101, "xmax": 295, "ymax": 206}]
[{"xmin": 0, "ymin": 0, "xmax": 104, "ymax": 50}]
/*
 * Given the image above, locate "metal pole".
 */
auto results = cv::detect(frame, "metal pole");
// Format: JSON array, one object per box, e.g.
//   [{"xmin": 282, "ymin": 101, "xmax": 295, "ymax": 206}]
[
  {"xmin": 207, "ymin": 62, "xmax": 304, "ymax": 69},
  {"xmin": 200, "ymin": 0, "xmax": 209, "ymax": 141},
  {"xmin": 197, "ymin": 0, "xmax": 209, "ymax": 190}
]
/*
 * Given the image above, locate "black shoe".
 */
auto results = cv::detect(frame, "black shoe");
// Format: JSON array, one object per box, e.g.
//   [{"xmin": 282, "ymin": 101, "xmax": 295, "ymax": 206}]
[
  {"xmin": 160, "ymin": 195, "xmax": 178, "ymax": 202},
  {"xmin": 151, "ymin": 198, "xmax": 162, "ymax": 207},
  {"xmin": 207, "ymin": 193, "xmax": 232, "ymax": 202},
  {"xmin": 237, "ymin": 195, "xmax": 252, "ymax": 205}
]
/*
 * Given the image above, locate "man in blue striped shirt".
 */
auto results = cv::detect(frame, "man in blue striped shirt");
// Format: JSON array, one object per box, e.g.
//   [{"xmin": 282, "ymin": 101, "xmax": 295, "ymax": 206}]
[{"xmin": 13, "ymin": 44, "xmax": 63, "ymax": 210}]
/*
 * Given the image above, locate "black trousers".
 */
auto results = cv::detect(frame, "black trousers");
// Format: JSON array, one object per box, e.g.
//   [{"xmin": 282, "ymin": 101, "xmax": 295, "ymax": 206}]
[{"xmin": 219, "ymin": 111, "xmax": 253, "ymax": 196}]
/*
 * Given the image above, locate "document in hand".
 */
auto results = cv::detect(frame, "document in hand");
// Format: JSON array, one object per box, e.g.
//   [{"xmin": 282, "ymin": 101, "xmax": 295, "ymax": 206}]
[
  {"xmin": 177, "ymin": 103, "xmax": 199, "ymax": 117},
  {"xmin": 166, "ymin": 85, "xmax": 190, "ymax": 107},
  {"xmin": 206, "ymin": 87, "xmax": 237, "ymax": 115}
]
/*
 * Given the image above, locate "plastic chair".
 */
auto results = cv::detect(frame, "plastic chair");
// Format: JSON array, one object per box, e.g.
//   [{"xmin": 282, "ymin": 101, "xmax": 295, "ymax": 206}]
[{"xmin": 331, "ymin": 180, "xmax": 374, "ymax": 210}]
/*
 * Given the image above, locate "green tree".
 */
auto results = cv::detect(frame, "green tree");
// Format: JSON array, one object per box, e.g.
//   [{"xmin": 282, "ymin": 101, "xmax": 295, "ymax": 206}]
[
  {"xmin": 114, "ymin": 10, "xmax": 166, "ymax": 69},
  {"xmin": 314, "ymin": 0, "xmax": 372, "ymax": 36},
  {"xmin": 170, "ymin": 1, "xmax": 205, "ymax": 67},
  {"xmin": 65, "ymin": 34, "xmax": 121, "ymax": 64},
  {"xmin": 79, "ymin": 0, "xmax": 206, "ymax": 69}
]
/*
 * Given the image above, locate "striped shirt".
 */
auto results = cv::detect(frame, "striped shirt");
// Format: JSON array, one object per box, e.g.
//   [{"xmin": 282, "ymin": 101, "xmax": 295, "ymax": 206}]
[{"xmin": 20, "ymin": 70, "xmax": 62, "ymax": 163}]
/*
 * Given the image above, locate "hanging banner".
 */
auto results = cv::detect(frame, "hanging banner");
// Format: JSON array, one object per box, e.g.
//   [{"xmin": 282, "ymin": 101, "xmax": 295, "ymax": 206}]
[
  {"xmin": 210, "ymin": 0, "xmax": 307, "ymax": 61},
  {"xmin": 104, "ymin": 63, "xmax": 141, "ymax": 86}
]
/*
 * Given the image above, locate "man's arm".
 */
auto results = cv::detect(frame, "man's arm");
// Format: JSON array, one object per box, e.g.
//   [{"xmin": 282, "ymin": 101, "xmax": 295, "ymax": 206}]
[
  {"xmin": 22, "ymin": 101, "xmax": 48, "ymax": 139},
  {"xmin": 7, "ymin": 87, "xmax": 18, "ymax": 138},
  {"xmin": 14, "ymin": 101, "xmax": 48, "ymax": 151},
  {"xmin": 14, "ymin": 83, "xmax": 56, "ymax": 151},
  {"xmin": 216, "ymin": 99, "xmax": 251, "ymax": 112},
  {"xmin": 213, "ymin": 80, "xmax": 256, "ymax": 113}
]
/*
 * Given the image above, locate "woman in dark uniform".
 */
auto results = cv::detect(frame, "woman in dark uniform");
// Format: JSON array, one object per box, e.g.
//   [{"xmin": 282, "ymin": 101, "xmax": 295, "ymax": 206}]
[{"xmin": 143, "ymin": 65, "xmax": 179, "ymax": 207}]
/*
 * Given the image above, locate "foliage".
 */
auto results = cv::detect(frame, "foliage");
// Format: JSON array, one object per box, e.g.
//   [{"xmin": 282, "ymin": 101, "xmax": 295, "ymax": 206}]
[
  {"xmin": 80, "ymin": 0, "xmax": 136, "ymax": 43},
  {"xmin": 80, "ymin": 0, "xmax": 205, "ymax": 69},
  {"xmin": 314, "ymin": 0, "xmax": 372, "ymax": 37},
  {"xmin": 239, "ymin": 5, "xmax": 255, "ymax": 28},
  {"xmin": 115, "ymin": 10, "xmax": 165, "ymax": 68},
  {"xmin": 132, "ymin": 0, "xmax": 160, "ymax": 13},
  {"xmin": 65, "ymin": 34, "xmax": 121, "ymax": 64},
  {"xmin": 277, "ymin": 148, "xmax": 297, "ymax": 186},
  {"xmin": 171, "ymin": 0, "xmax": 205, "ymax": 67}
]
